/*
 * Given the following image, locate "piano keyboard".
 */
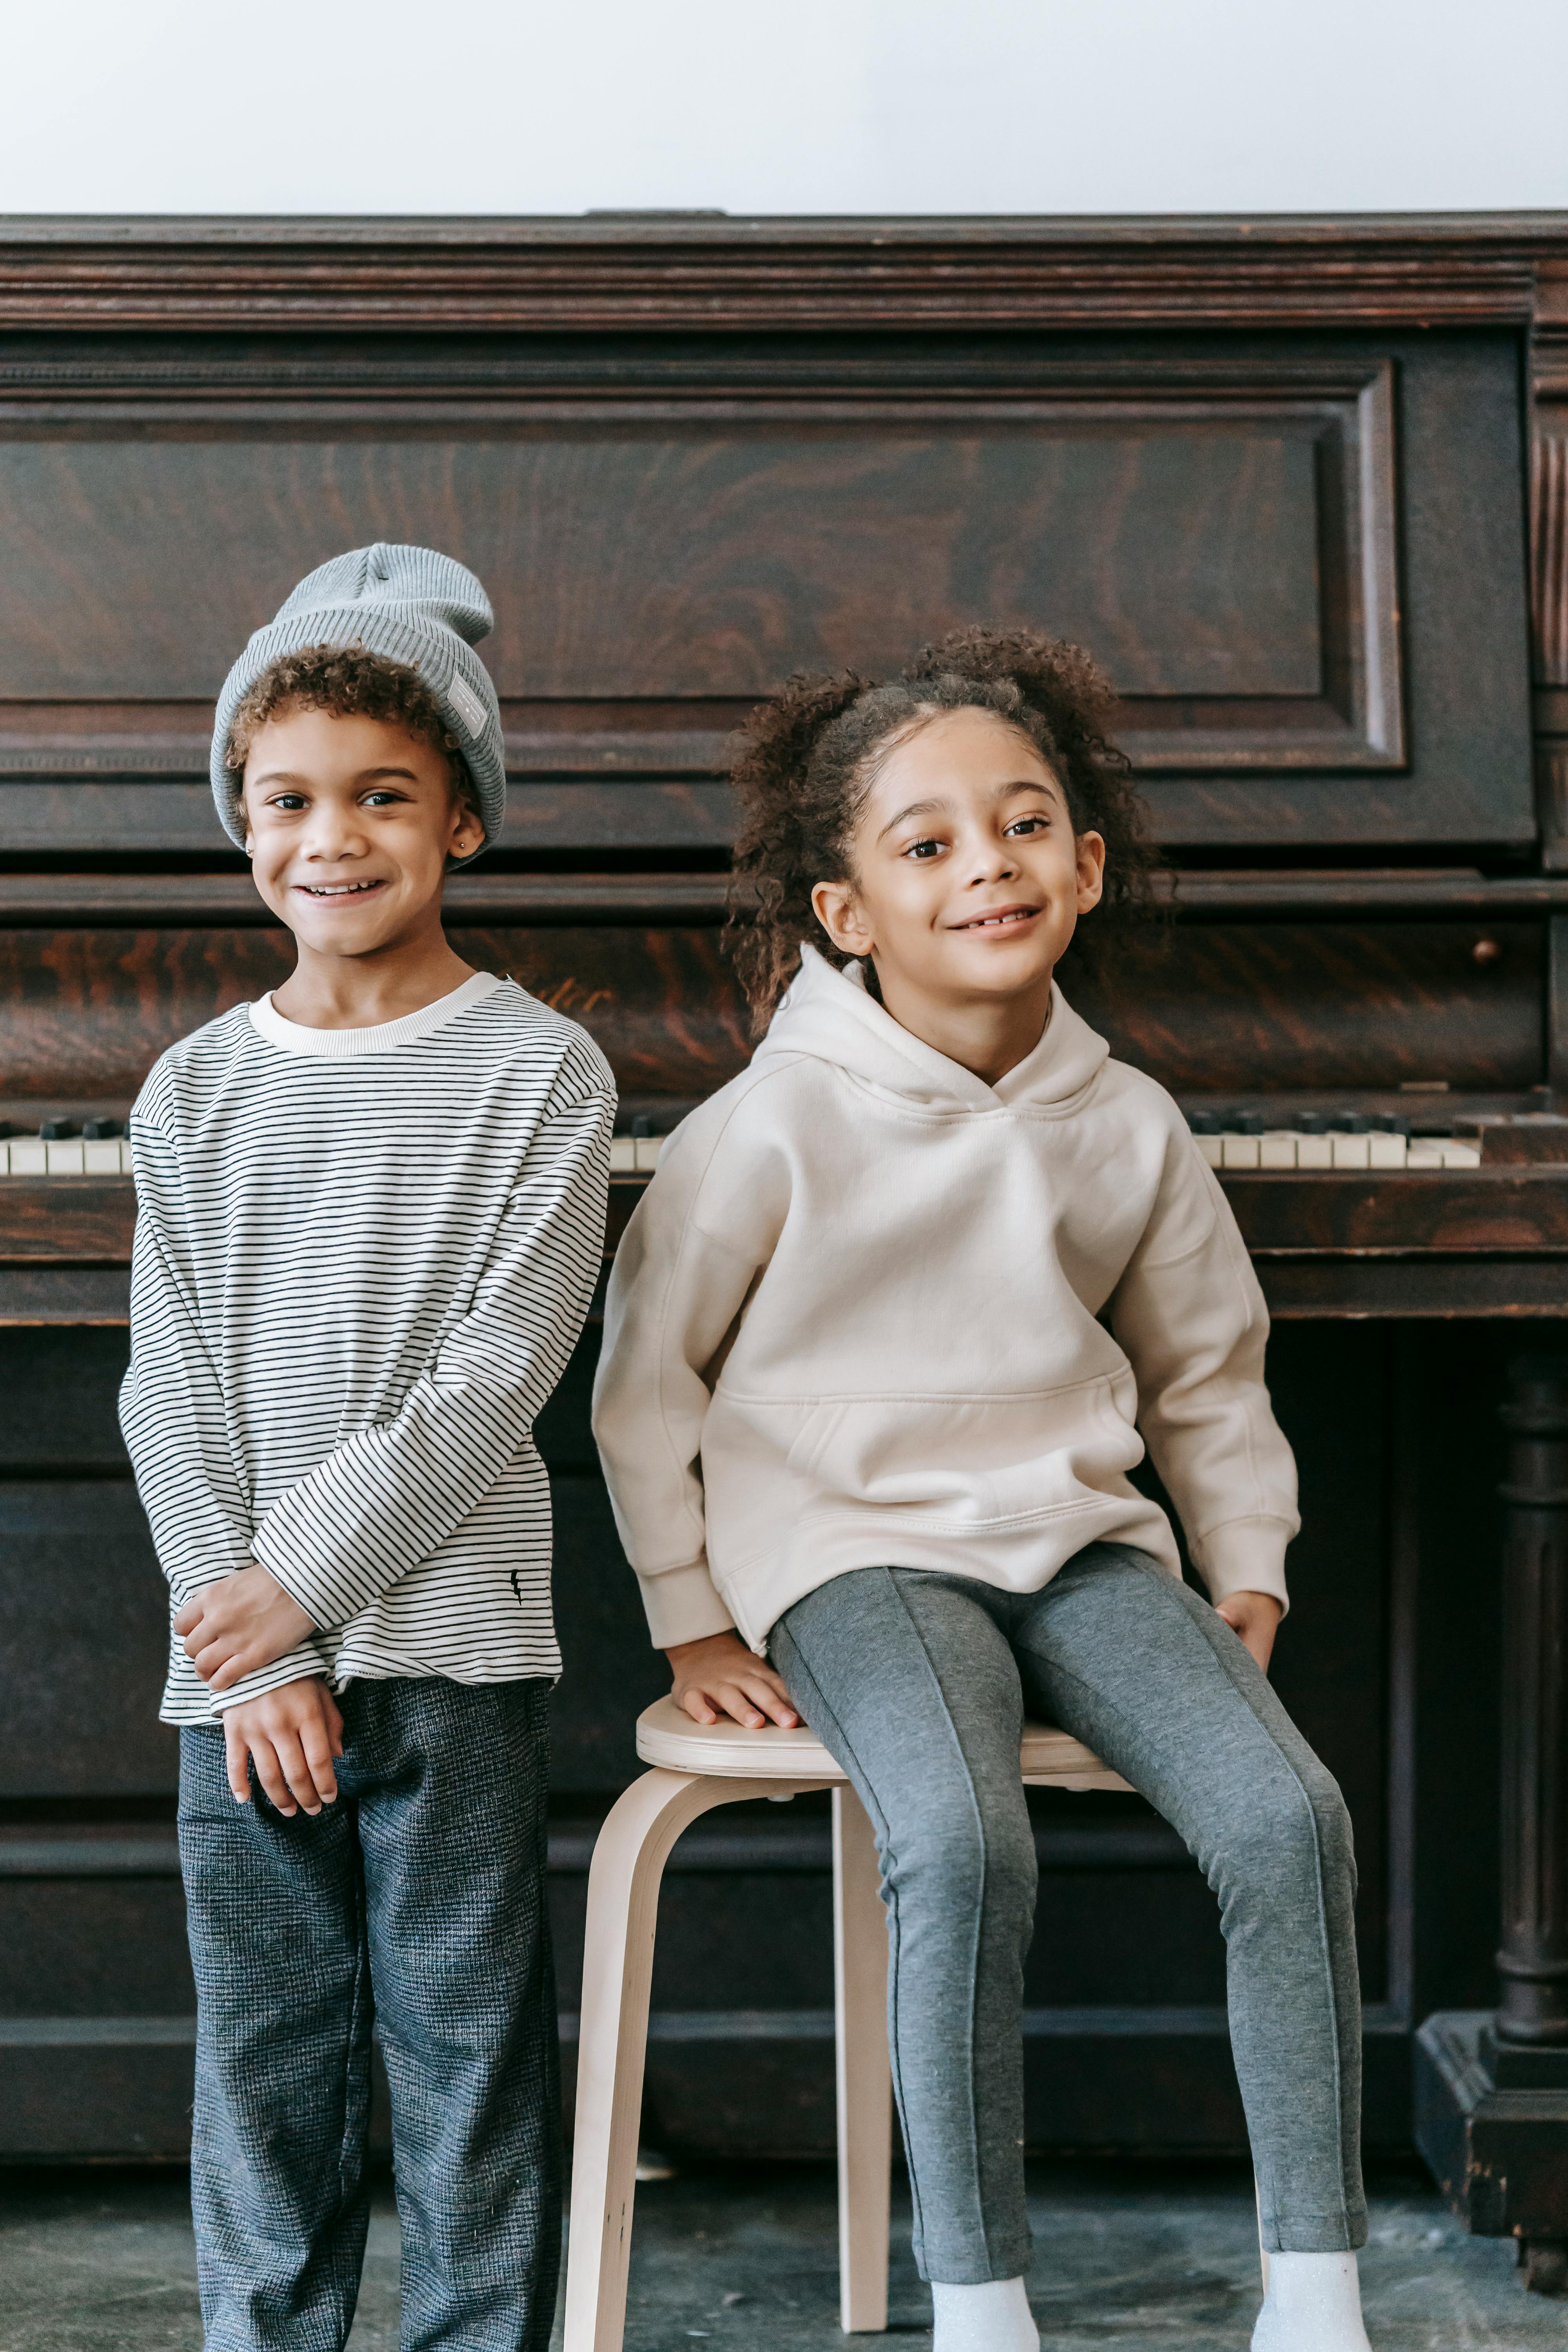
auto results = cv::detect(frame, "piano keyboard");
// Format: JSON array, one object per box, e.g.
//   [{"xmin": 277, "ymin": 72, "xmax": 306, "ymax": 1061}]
[
  {"xmin": 609, "ymin": 1136, "xmax": 665, "ymax": 1174},
  {"xmin": 1185, "ymin": 1118, "xmax": 1479, "ymax": 1171},
  {"xmin": 1, "ymin": 1126, "xmax": 133, "ymax": 1174},
  {"xmin": 0, "ymin": 1125, "xmax": 1485, "ymax": 1179}
]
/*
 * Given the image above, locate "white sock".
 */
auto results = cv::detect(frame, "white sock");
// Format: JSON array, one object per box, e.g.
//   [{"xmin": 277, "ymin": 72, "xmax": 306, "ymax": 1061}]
[
  {"xmin": 930, "ymin": 2276, "xmax": 1038, "ymax": 2352},
  {"xmin": 1251, "ymin": 2252, "xmax": 1370, "ymax": 2352}
]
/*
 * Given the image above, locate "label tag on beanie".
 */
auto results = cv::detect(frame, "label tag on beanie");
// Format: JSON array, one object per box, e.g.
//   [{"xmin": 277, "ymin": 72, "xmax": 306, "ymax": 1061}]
[{"xmin": 446, "ymin": 672, "xmax": 487, "ymax": 736}]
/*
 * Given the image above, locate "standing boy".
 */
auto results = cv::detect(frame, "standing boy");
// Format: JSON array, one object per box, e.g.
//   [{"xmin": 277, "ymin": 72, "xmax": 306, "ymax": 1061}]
[{"xmin": 120, "ymin": 545, "xmax": 613, "ymax": 2352}]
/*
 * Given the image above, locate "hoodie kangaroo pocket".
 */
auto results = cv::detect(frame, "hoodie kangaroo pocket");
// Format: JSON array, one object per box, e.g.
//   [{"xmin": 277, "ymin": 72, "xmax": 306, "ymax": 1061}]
[{"xmin": 792, "ymin": 1378, "xmax": 1142, "ymax": 1525}]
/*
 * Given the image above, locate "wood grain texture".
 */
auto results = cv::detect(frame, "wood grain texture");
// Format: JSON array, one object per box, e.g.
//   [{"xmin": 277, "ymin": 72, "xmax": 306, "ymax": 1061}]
[
  {"xmin": 0, "ymin": 1184, "xmax": 136, "ymax": 1266},
  {"xmin": 13, "ymin": 867, "xmax": 1568, "ymax": 929},
  {"xmin": 8, "ymin": 1168, "xmax": 1568, "ymax": 1281},
  {"xmin": 1534, "ymin": 426, "xmax": 1568, "ymax": 689},
  {"xmin": 0, "ymin": 214, "xmax": 1548, "ymax": 333},
  {"xmin": 1072, "ymin": 920, "xmax": 1544, "ymax": 1094},
  {"xmin": 0, "ymin": 325, "xmax": 1535, "ymax": 846},
  {"xmin": 0, "ymin": 926, "xmax": 754, "ymax": 1103},
  {"xmin": 0, "ymin": 914, "xmax": 1541, "ymax": 1104},
  {"xmin": 0, "ymin": 379, "xmax": 1399, "ymax": 777},
  {"xmin": 1226, "ymin": 1170, "xmax": 1568, "ymax": 1256}
]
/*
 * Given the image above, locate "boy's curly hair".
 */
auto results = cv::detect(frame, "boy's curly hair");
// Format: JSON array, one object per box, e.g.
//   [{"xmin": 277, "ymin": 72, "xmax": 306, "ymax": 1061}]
[
  {"xmin": 725, "ymin": 625, "xmax": 1159, "ymax": 1035},
  {"xmin": 225, "ymin": 643, "xmax": 480, "ymax": 829}
]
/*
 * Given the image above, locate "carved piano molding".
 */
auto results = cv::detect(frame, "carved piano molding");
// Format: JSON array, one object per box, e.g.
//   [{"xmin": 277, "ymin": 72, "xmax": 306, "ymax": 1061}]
[{"xmin": 1533, "ymin": 423, "xmax": 1568, "ymax": 869}]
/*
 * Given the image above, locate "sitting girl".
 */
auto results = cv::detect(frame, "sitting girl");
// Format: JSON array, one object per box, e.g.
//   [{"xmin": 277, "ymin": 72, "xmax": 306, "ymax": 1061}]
[{"xmin": 593, "ymin": 629, "xmax": 1369, "ymax": 2352}]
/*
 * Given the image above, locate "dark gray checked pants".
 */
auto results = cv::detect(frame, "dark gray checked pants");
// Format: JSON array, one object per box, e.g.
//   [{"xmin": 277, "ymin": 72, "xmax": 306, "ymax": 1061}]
[
  {"xmin": 771, "ymin": 1544, "xmax": 1365, "ymax": 2284},
  {"xmin": 178, "ymin": 1676, "xmax": 560, "ymax": 2352}
]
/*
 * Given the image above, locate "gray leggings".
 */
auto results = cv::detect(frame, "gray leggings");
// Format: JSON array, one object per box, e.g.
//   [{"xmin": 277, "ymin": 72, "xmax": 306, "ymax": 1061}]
[{"xmin": 769, "ymin": 1543, "xmax": 1365, "ymax": 2283}]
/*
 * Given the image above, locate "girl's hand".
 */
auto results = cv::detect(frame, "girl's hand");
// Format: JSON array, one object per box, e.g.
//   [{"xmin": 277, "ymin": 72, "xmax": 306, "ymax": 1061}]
[
  {"xmin": 665, "ymin": 1632, "xmax": 801, "ymax": 1730},
  {"xmin": 1213, "ymin": 1589, "xmax": 1283, "ymax": 1675}
]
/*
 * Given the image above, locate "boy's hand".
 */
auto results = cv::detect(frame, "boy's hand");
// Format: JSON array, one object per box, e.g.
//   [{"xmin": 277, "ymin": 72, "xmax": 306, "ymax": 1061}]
[
  {"xmin": 666, "ymin": 1631, "xmax": 801, "ymax": 1730},
  {"xmin": 223, "ymin": 1677, "xmax": 345, "ymax": 1817},
  {"xmin": 175, "ymin": 1565, "xmax": 316, "ymax": 1692},
  {"xmin": 1213, "ymin": 1589, "xmax": 1283, "ymax": 1674}
]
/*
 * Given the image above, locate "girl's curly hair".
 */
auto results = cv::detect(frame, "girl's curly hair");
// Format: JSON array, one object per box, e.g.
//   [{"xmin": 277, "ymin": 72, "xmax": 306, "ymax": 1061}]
[{"xmin": 724, "ymin": 625, "xmax": 1158, "ymax": 1036}]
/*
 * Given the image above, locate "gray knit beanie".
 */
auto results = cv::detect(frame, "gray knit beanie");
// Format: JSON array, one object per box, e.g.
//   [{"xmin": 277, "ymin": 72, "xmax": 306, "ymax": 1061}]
[{"xmin": 211, "ymin": 543, "xmax": 505, "ymax": 857}]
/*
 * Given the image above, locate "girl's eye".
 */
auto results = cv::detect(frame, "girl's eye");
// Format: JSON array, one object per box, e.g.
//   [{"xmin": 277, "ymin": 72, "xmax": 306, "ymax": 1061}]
[
  {"xmin": 269, "ymin": 794, "xmax": 307, "ymax": 812},
  {"xmin": 902, "ymin": 837, "xmax": 944, "ymax": 861},
  {"xmin": 363, "ymin": 791, "xmax": 403, "ymax": 808},
  {"xmin": 1005, "ymin": 814, "xmax": 1050, "ymax": 837}
]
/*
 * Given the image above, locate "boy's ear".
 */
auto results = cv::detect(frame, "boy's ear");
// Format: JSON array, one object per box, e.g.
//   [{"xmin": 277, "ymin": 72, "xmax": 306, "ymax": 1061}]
[{"xmin": 811, "ymin": 878, "xmax": 873, "ymax": 958}]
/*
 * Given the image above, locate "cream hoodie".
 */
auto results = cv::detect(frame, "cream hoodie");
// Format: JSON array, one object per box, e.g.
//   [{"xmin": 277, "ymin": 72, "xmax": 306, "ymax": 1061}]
[{"xmin": 593, "ymin": 946, "xmax": 1298, "ymax": 1653}]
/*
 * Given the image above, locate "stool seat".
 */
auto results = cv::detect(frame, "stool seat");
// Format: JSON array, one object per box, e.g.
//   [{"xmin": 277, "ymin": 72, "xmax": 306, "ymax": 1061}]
[{"xmin": 635, "ymin": 1692, "xmax": 1131, "ymax": 1790}]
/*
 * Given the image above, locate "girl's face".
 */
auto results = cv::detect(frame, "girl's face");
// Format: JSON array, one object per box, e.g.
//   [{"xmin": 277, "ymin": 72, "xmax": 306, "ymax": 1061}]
[{"xmin": 810, "ymin": 706, "xmax": 1105, "ymax": 1014}]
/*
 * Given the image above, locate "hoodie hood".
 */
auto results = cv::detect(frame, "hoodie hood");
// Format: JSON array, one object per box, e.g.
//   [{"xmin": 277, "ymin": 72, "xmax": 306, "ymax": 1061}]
[{"xmin": 753, "ymin": 943, "xmax": 1111, "ymax": 1114}]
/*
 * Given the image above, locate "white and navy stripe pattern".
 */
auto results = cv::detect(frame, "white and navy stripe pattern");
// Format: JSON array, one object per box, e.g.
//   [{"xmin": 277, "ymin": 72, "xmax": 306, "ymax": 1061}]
[{"xmin": 119, "ymin": 973, "xmax": 614, "ymax": 1724}]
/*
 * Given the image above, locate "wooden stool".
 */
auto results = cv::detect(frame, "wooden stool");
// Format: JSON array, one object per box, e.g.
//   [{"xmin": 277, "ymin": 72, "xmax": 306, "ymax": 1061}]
[{"xmin": 563, "ymin": 1695, "xmax": 1131, "ymax": 2352}]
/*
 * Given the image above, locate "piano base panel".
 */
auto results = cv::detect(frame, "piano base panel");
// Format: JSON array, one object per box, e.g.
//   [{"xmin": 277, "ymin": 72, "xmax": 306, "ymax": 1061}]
[{"xmin": 1414, "ymin": 2012, "xmax": 1568, "ymax": 2290}]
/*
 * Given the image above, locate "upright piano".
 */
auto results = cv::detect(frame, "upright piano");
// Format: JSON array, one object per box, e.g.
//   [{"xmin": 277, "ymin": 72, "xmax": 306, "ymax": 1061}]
[{"xmin": 0, "ymin": 214, "xmax": 1564, "ymax": 2279}]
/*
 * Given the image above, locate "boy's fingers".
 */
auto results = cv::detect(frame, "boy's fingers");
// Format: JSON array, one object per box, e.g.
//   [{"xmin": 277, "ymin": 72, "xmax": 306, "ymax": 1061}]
[
  {"xmin": 172, "ymin": 1597, "xmax": 201, "ymax": 1636},
  {"xmin": 272, "ymin": 1729, "xmax": 324, "ymax": 1815},
  {"xmin": 223, "ymin": 1723, "xmax": 252, "ymax": 1804},
  {"xmin": 299, "ymin": 1718, "xmax": 338, "ymax": 1805},
  {"xmin": 679, "ymin": 1687, "xmax": 720, "ymax": 1725},
  {"xmin": 249, "ymin": 1738, "xmax": 297, "ymax": 1816},
  {"xmin": 204, "ymin": 1648, "xmax": 247, "ymax": 1691}
]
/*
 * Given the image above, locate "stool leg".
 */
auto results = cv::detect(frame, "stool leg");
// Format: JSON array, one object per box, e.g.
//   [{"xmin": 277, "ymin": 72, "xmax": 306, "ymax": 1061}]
[
  {"xmin": 1256, "ymin": 2175, "xmax": 1270, "ymax": 2296},
  {"xmin": 565, "ymin": 1769, "xmax": 819, "ymax": 2352},
  {"xmin": 564, "ymin": 1769, "xmax": 728, "ymax": 2352},
  {"xmin": 834, "ymin": 1784, "xmax": 891, "ymax": 2333}
]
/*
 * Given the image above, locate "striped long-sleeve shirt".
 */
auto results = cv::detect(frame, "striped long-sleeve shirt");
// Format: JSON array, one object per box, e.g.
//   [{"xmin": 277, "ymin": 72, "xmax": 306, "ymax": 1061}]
[{"xmin": 119, "ymin": 971, "xmax": 614, "ymax": 1723}]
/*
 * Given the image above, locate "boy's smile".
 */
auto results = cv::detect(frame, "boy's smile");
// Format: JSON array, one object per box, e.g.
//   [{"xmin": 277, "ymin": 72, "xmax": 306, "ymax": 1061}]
[{"xmin": 241, "ymin": 704, "xmax": 481, "ymax": 1027}]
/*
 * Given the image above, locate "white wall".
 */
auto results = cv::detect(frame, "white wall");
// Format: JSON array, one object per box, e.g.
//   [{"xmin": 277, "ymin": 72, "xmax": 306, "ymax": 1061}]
[{"xmin": 3, "ymin": 0, "xmax": 1566, "ymax": 218}]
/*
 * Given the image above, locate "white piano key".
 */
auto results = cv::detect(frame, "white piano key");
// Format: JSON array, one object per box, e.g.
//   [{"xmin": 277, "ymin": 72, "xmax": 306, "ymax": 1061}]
[
  {"xmin": 633, "ymin": 1136, "xmax": 664, "ymax": 1172},
  {"xmin": 118, "ymin": 1139, "xmax": 136, "ymax": 1173},
  {"xmin": 1368, "ymin": 1133, "xmax": 1408, "ymax": 1169},
  {"xmin": 8, "ymin": 1140, "xmax": 47, "ymax": 1174},
  {"xmin": 1295, "ymin": 1134, "xmax": 1334, "ymax": 1169},
  {"xmin": 1259, "ymin": 1132, "xmax": 1299, "ymax": 1169},
  {"xmin": 1406, "ymin": 1141, "xmax": 1445, "ymax": 1166},
  {"xmin": 1193, "ymin": 1134, "xmax": 1224, "ymax": 1167},
  {"xmin": 1220, "ymin": 1133, "xmax": 1260, "ymax": 1169},
  {"xmin": 609, "ymin": 1137, "xmax": 639, "ymax": 1174},
  {"xmin": 83, "ymin": 1141, "xmax": 123, "ymax": 1173},
  {"xmin": 1437, "ymin": 1141, "xmax": 1481, "ymax": 1167},
  {"xmin": 45, "ymin": 1141, "xmax": 86, "ymax": 1173},
  {"xmin": 1329, "ymin": 1133, "xmax": 1371, "ymax": 1169}
]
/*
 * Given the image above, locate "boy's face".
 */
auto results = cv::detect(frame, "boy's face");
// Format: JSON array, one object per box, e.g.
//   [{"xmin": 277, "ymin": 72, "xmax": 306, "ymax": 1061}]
[
  {"xmin": 241, "ymin": 706, "xmax": 478, "ymax": 956},
  {"xmin": 810, "ymin": 706, "xmax": 1105, "ymax": 1014}
]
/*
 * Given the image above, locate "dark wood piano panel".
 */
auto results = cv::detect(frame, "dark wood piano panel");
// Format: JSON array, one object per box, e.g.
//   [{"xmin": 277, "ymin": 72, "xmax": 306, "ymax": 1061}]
[
  {"xmin": 0, "ymin": 907, "xmax": 1547, "ymax": 1108},
  {"xmin": 0, "ymin": 218, "xmax": 1564, "ymax": 2180}
]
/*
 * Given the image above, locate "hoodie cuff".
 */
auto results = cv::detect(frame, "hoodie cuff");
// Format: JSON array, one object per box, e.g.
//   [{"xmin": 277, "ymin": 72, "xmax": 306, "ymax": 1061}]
[
  {"xmin": 1189, "ymin": 1519, "xmax": 1292, "ymax": 1616},
  {"xmin": 636, "ymin": 1560, "xmax": 737, "ymax": 1650}
]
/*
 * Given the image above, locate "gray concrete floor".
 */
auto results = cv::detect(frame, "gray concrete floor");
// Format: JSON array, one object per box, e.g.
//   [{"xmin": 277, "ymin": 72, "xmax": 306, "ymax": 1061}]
[{"xmin": 0, "ymin": 2159, "xmax": 1558, "ymax": 2351}]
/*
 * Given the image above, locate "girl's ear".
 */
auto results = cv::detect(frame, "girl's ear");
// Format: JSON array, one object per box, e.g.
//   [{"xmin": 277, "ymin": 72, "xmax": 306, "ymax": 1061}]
[
  {"xmin": 1075, "ymin": 829, "xmax": 1107, "ymax": 914},
  {"xmin": 811, "ymin": 877, "xmax": 874, "ymax": 958}
]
